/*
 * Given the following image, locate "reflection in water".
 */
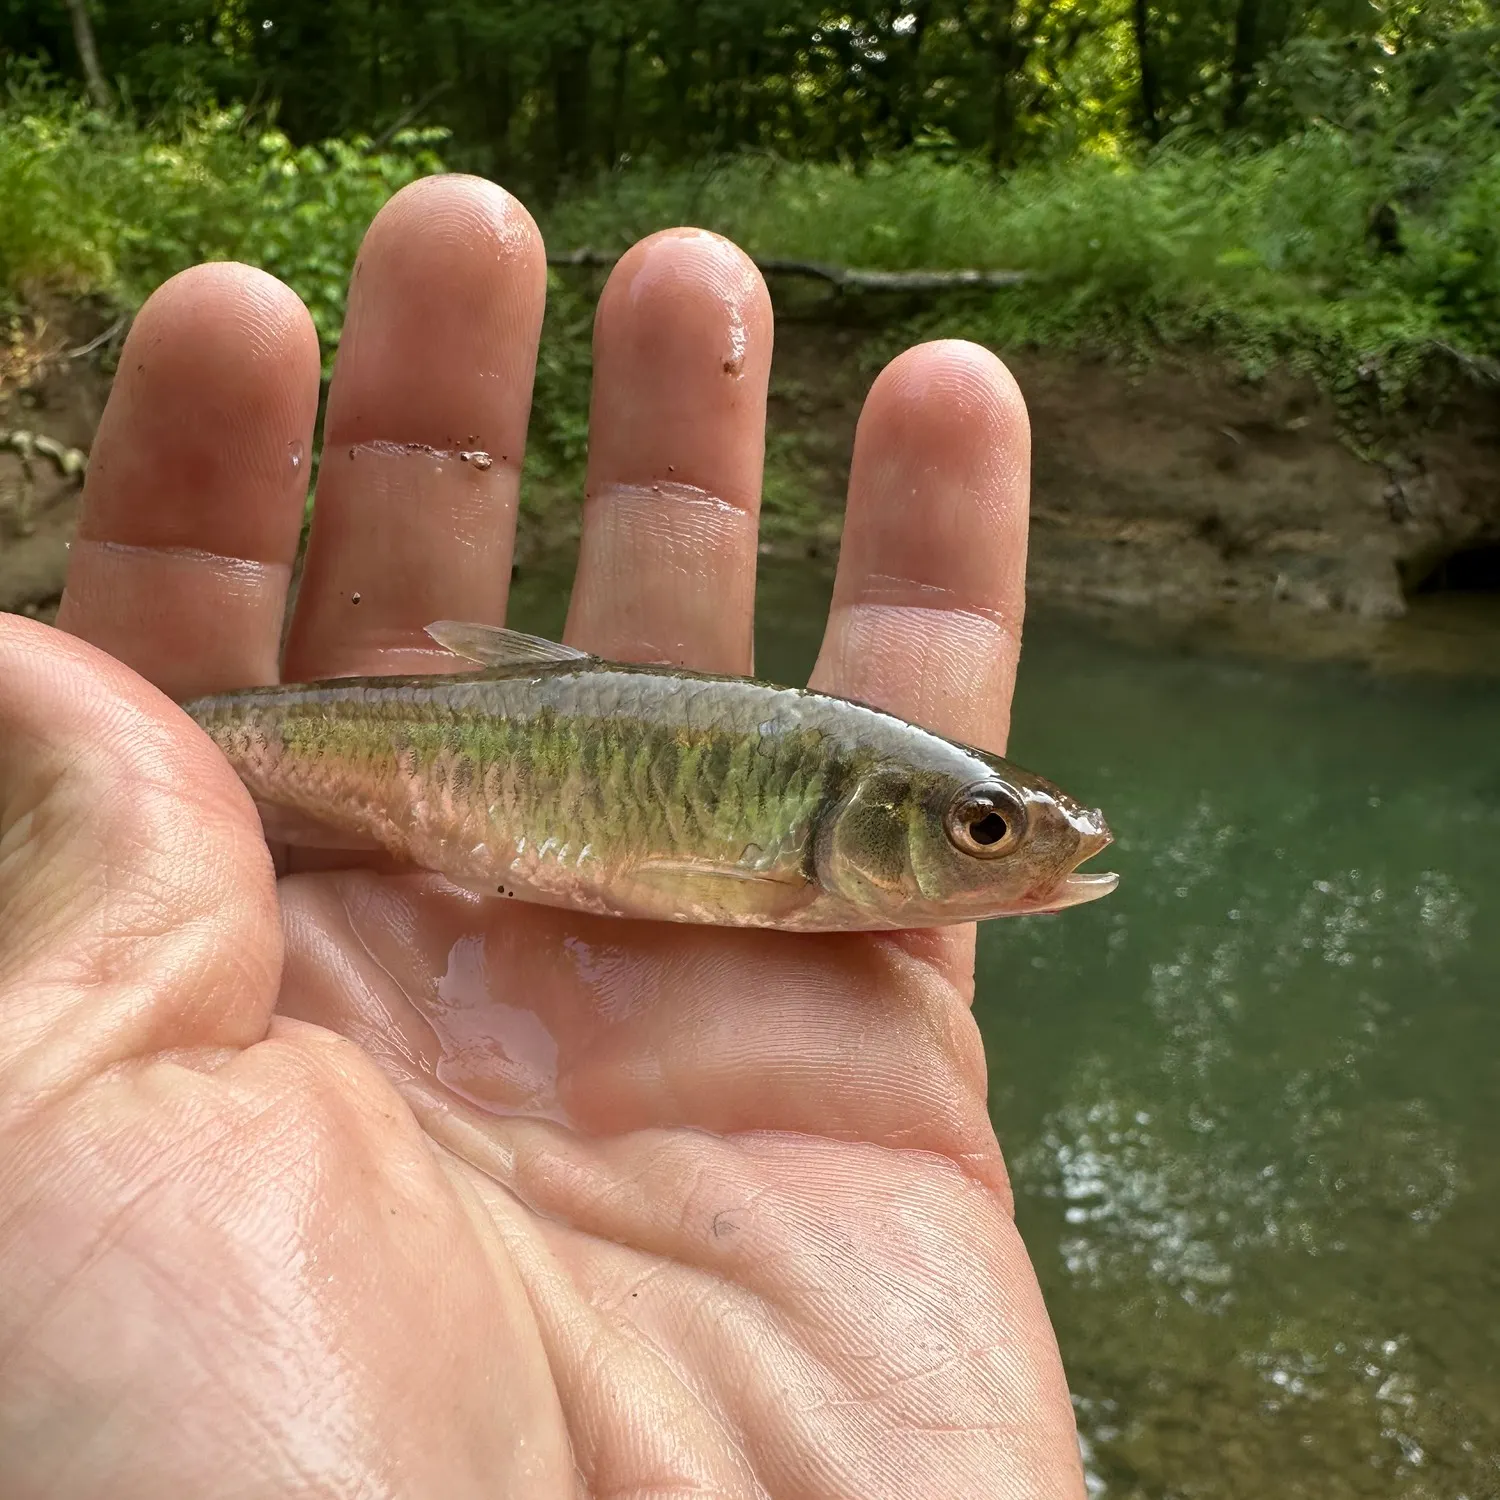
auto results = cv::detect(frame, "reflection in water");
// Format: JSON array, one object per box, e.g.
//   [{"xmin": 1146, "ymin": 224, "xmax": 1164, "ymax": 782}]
[
  {"xmin": 503, "ymin": 559, "xmax": 1500, "ymax": 1499},
  {"xmin": 977, "ymin": 614, "xmax": 1500, "ymax": 1500}
]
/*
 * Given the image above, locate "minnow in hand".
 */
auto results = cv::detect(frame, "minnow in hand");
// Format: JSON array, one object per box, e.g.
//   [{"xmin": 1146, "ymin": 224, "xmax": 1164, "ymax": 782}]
[{"xmin": 181, "ymin": 622, "xmax": 1118, "ymax": 931}]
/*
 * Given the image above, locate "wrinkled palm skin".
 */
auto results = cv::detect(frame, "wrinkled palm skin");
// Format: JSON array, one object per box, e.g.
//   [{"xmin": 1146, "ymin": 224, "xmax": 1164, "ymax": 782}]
[{"xmin": 0, "ymin": 177, "xmax": 1086, "ymax": 1498}]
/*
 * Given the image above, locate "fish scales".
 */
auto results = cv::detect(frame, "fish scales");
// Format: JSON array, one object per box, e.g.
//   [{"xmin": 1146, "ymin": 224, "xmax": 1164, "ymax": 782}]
[{"xmin": 189, "ymin": 666, "xmax": 864, "ymax": 909}]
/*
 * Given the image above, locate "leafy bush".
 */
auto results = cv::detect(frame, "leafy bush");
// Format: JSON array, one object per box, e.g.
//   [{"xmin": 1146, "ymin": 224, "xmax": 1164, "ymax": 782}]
[
  {"xmin": 1, "ymin": 69, "xmax": 1494, "ymax": 537},
  {"xmin": 544, "ymin": 128, "xmax": 1497, "ymax": 363},
  {"xmin": 0, "ymin": 74, "xmax": 443, "ymax": 368}
]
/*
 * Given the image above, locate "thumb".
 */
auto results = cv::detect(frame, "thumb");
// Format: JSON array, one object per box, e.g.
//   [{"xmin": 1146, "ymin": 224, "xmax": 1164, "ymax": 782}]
[{"xmin": 0, "ymin": 616, "xmax": 281, "ymax": 1118}]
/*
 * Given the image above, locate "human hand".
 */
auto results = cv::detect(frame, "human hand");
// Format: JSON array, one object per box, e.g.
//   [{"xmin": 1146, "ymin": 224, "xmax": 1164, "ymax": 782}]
[{"xmin": 1, "ymin": 176, "xmax": 1085, "ymax": 1497}]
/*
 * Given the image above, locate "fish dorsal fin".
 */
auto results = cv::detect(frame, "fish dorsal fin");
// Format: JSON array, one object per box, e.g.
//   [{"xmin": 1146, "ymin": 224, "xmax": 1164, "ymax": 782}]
[{"xmin": 425, "ymin": 620, "xmax": 593, "ymax": 670}]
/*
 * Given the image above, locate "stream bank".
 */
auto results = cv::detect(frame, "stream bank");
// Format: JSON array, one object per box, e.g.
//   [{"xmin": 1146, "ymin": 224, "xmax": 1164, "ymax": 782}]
[{"xmin": 3, "ymin": 301, "xmax": 1497, "ymax": 672}]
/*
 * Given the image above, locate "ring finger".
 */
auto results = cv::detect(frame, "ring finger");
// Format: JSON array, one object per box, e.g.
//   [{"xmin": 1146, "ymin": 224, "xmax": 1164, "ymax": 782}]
[{"xmin": 563, "ymin": 230, "xmax": 772, "ymax": 674}]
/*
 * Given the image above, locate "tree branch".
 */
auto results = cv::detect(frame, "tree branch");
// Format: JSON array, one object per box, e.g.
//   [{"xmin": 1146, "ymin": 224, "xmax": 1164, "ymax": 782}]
[
  {"xmin": 366, "ymin": 80, "xmax": 451, "ymax": 154},
  {"xmin": 62, "ymin": 314, "xmax": 127, "ymax": 360},
  {"xmin": 547, "ymin": 249, "xmax": 1029, "ymax": 290},
  {"xmin": 65, "ymin": 0, "xmax": 113, "ymax": 114}
]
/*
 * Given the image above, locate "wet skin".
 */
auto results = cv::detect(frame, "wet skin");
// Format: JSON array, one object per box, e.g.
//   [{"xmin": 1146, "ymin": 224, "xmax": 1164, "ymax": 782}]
[{"xmin": 0, "ymin": 177, "xmax": 1085, "ymax": 1496}]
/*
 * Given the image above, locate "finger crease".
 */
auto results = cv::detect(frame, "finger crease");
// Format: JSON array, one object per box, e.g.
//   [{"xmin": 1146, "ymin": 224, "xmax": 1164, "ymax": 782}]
[
  {"xmin": 839, "ymin": 600, "xmax": 1021, "ymax": 659},
  {"xmin": 587, "ymin": 480, "xmax": 756, "ymax": 520},
  {"xmin": 853, "ymin": 574, "xmax": 1022, "ymax": 638},
  {"xmin": 68, "ymin": 539, "xmax": 291, "ymax": 584}
]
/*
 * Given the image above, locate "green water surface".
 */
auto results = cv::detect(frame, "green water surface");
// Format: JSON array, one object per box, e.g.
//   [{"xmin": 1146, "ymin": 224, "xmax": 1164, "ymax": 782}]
[{"xmin": 512, "ymin": 559, "xmax": 1500, "ymax": 1499}]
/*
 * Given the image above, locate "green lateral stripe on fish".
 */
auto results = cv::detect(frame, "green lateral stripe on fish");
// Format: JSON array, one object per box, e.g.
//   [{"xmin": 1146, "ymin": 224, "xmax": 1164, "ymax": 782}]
[{"xmin": 179, "ymin": 620, "xmax": 1118, "ymax": 932}]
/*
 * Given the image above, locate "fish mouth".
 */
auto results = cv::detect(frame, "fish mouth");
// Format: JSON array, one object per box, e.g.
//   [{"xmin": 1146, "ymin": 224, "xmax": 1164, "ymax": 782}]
[
  {"xmin": 1020, "ymin": 815, "xmax": 1118, "ymax": 913},
  {"xmin": 1027, "ymin": 869, "xmax": 1120, "ymax": 912}
]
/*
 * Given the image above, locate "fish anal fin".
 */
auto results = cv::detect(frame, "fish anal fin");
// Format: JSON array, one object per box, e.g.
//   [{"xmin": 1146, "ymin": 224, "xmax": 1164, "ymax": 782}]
[
  {"xmin": 633, "ymin": 855, "xmax": 813, "ymax": 921},
  {"xmin": 425, "ymin": 620, "xmax": 592, "ymax": 670}
]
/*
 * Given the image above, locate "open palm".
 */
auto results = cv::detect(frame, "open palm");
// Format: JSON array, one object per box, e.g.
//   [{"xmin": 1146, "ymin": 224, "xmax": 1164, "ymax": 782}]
[{"xmin": 0, "ymin": 177, "xmax": 1084, "ymax": 1498}]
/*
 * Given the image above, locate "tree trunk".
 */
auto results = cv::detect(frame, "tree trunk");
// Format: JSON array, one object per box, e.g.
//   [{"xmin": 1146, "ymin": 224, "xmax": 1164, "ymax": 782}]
[
  {"xmin": 65, "ymin": 0, "xmax": 112, "ymax": 113},
  {"xmin": 1134, "ymin": 0, "xmax": 1161, "ymax": 142},
  {"xmin": 876, "ymin": 0, "xmax": 932, "ymax": 147},
  {"xmin": 457, "ymin": 19, "xmax": 512, "ymax": 178},
  {"xmin": 737, "ymin": 45, "xmax": 761, "ymax": 150},
  {"xmin": 988, "ymin": 0, "xmax": 1021, "ymax": 170},
  {"xmin": 367, "ymin": 0, "xmax": 383, "ymax": 122},
  {"xmin": 552, "ymin": 39, "xmax": 594, "ymax": 182},
  {"xmin": 491, "ymin": 50, "xmax": 514, "ymax": 173},
  {"xmin": 669, "ymin": 0, "xmax": 700, "ymax": 155},
  {"xmin": 901, "ymin": 1, "xmax": 933, "ymax": 147},
  {"xmin": 1224, "ymin": 0, "xmax": 1262, "ymax": 127},
  {"xmin": 604, "ymin": 32, "xmax": 631, "ymax": 167}
]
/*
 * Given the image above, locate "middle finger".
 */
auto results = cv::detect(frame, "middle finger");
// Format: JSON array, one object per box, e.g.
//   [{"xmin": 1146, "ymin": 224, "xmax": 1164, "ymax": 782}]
[{"xmin": 283, "ymin": 176, "xmax": 547, "ymax": 681}]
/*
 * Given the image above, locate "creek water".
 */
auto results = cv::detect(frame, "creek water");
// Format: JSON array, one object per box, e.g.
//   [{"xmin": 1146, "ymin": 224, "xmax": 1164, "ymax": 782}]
[{"xmin": 509, "ymin": 556, "xmax": 1500, "ymax": 1499}]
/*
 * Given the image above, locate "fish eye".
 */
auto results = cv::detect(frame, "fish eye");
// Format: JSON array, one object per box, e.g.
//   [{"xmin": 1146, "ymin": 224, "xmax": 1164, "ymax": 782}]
[{"xmin": 945, "ymin": 781, "xmax": 1027, "ymax": 859}]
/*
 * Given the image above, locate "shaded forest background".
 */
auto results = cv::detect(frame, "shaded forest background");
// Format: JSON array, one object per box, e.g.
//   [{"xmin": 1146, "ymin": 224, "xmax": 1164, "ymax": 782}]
[
  {"xmin": 0, "ymin": 1, "xmax": 1497, "ymax": 563},
  {"xmin": 10, "ymin": 0, "xmax": 1500, "ymax": 189}
]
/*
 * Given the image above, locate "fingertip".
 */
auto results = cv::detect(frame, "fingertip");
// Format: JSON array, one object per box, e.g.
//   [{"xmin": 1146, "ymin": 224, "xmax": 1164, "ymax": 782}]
[
  {"xmin": 55, "ymin": 261, "xmax": 321, "ymax": 695},
  {"xmin": 841, "ymin": 337, "xmax": 1031, "ymax": 607},
  {"xmin": 286, "ymin": 174, "xmax": 546, "ymax": 678},
  {"xmin": 809, "ymin": 340, "xmax": 1032, "ymax": 755},
  {"xmin": 138, "ymin": 260, "xmax": 322, "ymax": 368},
  {"xmin": 360, "ymin": 171, "xmax": 547, "ymax": 292},
  {"xmin": 75, "ymin": 262, "xmax": 321, "ymax": 561},
  {"xmin": 596, "ymin": 228, "xmax": 772, "ymax": 371},
  {"xmin": 857, "ymin": 340, "xmax": 1030, "ymax": 513},
  {"xmin": 589, "ymin": 227, "xmax": 773, "ymax": 502},
  {"xmin": 364, "ymin": 172, "xmax": 543, "ymax": 258},
  {"xmin": 326, "ymin": 173, "xmax": 547, "ymax": 447}
]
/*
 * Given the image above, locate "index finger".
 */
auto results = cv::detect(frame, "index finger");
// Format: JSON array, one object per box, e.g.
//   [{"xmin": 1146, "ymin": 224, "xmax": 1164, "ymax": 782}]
[{"xmin": 55, "ymin": 264, "xmax": 321, "ymax": 700}]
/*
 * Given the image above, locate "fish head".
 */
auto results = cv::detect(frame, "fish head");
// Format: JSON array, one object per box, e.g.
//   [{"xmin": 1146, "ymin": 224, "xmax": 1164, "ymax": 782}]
[{"xmin": 813, "ymin": 749, "xmax": 1117, "ymax": 926}]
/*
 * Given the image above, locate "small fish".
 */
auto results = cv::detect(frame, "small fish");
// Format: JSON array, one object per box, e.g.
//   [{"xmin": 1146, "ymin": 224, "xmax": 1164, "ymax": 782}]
[{"xmin": 180, "ymin": 622, "xmax": 1118, "ymax": 932}]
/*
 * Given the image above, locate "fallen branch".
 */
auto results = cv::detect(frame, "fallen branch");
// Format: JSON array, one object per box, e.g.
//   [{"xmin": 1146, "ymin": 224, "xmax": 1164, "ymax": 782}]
[
  {"xmin": 63, "ymin": 314, "xmax": 127, "ymax": 361},
  {"xmin": 547, "ymin": 248, "xmax": 1029, "ymax": 290},
  {"xmin": 0, "ymin": 430, "xmax": 88, "ymax": 540},
  {"xmin": 1432, "ymin": 340, "xmax": 1500, "ymax": 386}
]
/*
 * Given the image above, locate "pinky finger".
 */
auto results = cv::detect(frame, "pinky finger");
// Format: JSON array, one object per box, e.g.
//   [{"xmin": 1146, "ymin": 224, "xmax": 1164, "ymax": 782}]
[{"xmin": 810, "ymin": 340, "xmax": 1030, "ymax": 756}]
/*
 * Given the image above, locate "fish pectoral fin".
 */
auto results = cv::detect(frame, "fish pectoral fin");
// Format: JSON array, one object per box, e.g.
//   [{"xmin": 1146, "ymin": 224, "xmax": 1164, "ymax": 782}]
[
  {"xmin": 635, "ymin": 857, "xmax": 803, "ymax": 884},
  {"xmin": 425, "ymin": 620, "xmax": 593, "ymax": 670},
  {"xmin": 254, "ymin": 801, "xmax": 383, "ymax": 851},
  {"xmin": 632, "ymin": 856, "xmax": 814, "ymax": 919}
]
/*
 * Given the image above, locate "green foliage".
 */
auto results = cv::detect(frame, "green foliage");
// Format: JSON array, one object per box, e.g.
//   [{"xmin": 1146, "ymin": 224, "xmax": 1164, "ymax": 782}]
[
  {"xmin": 0, "ymin": 72, "xmax": 443, "ymax": 368},
  {"xmin": 542, "ymin": 129, "xmax": 1499, "ymax": 365},
  {"xmin": 12, "ymin": 0, "xmax": 1498, "ymax": 192},
  {"xmin": 0, "ymin": 24, "xmax": 1496, "ymax": 537},
  {"xmin": 527, "ymin": 121, "xmax": 1498, "ymax": 516}
]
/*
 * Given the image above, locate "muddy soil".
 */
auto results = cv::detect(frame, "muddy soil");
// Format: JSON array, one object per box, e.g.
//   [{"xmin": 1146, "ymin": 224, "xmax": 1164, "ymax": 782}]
[
  {"xmin": 0, "ymin": 300, "xmax": 114, "ymax": 623},
  {"xmin": 3, "ymin": 302, "xmax": 1498, "ymax": 664},
  {"xmin": 765, "ymin": 327, "xmax": 1500, "ymax": 627}
]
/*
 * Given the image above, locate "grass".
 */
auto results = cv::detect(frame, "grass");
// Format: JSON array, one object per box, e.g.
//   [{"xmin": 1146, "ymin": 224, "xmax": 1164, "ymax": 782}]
[
  {"xmin": 1, "ymin": 74, "xmax": 1495, "ymax": 543},
  {"xmin": 545, "ymin": 139, "xmax": 1500, "ymax": 393}
]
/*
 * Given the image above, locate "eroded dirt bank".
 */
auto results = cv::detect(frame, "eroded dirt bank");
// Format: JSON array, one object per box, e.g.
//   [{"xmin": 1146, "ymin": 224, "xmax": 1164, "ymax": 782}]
[
  {"xmin": 765, "ymin": 326, "xmax": 1500, "ymax": 625},
  {"xmin": 3, "ymin": 307, "xmax": 1497, "ymax": 662}
]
